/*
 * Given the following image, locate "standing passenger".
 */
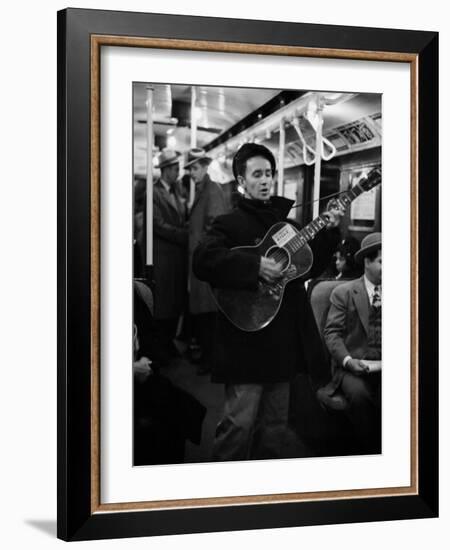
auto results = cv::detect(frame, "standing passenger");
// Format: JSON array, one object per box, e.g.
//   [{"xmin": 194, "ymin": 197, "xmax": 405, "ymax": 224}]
[
  {"xmin": 153, "ymin": 149, "xmax": 188, "ymax": 364},
  {"xmin": 185, "ymin": 148, "xmax": 229, "ymax": 375}
]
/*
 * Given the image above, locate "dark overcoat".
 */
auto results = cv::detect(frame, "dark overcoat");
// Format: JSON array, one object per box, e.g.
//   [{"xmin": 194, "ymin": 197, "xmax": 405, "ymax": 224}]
[
  {"xmin": 189, "ymin": 175, "xmax": 229, "ymax": 315},
  {"xmin": 193, "ymin": 196, "xmax": 340, "ymax": 384},
  {"xmin": 153, "ymin": 180, "xmax": 188, "ymax": 320}
]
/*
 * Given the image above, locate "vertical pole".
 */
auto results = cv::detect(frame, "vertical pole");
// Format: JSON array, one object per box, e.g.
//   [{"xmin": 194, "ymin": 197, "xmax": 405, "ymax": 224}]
[
  {"xmin": 189, "ymin": 86, "xmax": 198, "ymax": 208},
  {"xmin": 145, "ymin": 86, "xmax": 154, "ymax": 266},
  {"xmin": 190, "ymin": 85, "xmax": 197, "ymax": 148},
  {"xmin": 312, "ymin": 97, "xmax": 324, "ymax": 219},
  {"xmin": 278, "ymin": 118, "xmax": 285, "ymax": 196}
]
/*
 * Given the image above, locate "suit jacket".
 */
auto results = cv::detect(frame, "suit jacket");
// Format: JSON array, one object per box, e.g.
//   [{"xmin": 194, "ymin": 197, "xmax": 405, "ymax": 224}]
[
  {"xmin": 153, "ymin": 180, "xmax": 188, "ymax": 319},
  {"xmin": 188, "ymin": 175, "xmax": 229, "ymax": 314},
  {"xmin": 323, "ymin": 276, "xmax": 372, "ymax": 366}
]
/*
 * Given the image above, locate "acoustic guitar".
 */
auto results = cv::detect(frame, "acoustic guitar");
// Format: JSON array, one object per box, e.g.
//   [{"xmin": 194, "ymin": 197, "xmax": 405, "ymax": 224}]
[{"xmin": 212, "ymin": 167, "xmax": 381, "ymax": 332}]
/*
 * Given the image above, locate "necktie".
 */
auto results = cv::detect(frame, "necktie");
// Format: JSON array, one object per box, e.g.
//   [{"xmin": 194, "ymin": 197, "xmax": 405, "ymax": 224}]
[
  {"xmin": 367, "ymin": 285, "xmax": 382, "ymax": 359},
  {"xmin": 372, "ymin": 285, "xmax": 381, "ymax": 309}
]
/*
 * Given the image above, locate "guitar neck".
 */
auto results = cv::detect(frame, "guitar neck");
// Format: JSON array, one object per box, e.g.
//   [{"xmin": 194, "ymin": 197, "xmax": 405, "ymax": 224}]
[{"xmin": 290, "ymin": 183, "xmax": 367, "ymax": 253}]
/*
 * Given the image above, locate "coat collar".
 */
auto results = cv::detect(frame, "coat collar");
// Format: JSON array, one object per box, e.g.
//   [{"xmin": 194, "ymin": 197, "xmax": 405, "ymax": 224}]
[
  {"xmin": 155, "ymin": 179, "xmax": 184, "ymax": 218},
  {"xmin": 238, "ymin": 195, "xmax": 294, "ymax": 220},
  {"xmin": 191, "ymin": 174, "xmax": 211, "ymax": 211},
  {"xmin": 352, "ymin": 275, "xmax": 370, "ymax": 334}
]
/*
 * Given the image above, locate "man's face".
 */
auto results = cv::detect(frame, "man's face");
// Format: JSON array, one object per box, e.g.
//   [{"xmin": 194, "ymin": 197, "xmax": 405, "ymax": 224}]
[
  {"xmin": 163, "ymin": 163, "xmax": 179, "ymax": 185},
  {"xmin": 189, "ymin": 162, "xmax": 208, "ymax": 184},
  {"xmin": 364, "ymin": 249, "xmax": 382, "ymax": 285},
  {"xmin": 239, "ymin": 156, "xmax": 273, "ymax": 201}
]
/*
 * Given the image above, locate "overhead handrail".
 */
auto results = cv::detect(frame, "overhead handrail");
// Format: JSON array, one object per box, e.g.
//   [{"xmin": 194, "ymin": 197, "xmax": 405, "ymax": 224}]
[
  {"xmin": 291, "ymin": 114, "xmax": 337, "ymax": 165},
  {"xmin": 208, "ymin": 91, "xmax": 350, "ymax": 164}
]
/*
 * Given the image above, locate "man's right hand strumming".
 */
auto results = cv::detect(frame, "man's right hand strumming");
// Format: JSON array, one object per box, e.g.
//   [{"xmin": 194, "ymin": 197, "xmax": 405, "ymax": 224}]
[{"xmin": 259, "ymin": 256, "xmax": 283, "ymax": 284}]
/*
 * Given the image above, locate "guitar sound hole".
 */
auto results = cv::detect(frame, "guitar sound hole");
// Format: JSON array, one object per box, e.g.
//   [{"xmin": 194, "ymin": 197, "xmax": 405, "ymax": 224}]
[{"xmin": 265, "ymin": 246, "xmax": 290, "ymax": 272}]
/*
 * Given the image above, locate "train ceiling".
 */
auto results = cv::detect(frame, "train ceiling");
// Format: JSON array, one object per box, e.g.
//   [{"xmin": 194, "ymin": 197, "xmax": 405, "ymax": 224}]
[
  {"xmin": 134, "ymin": 84, "xmax": 280, "ymax": 175},
  {"xmin": 133, "ymin": 83, "xmax": 381, "ymax": 178}
]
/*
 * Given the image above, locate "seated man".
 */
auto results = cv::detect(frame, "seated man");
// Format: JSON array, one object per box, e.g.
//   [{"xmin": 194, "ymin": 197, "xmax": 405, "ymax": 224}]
[
  {"xmin": 133, "ymin": 281, "xmax": 207, "ymax": 465},
  {"xmin": 322, "ymin": 232, "xmax": 382, "ymax": 454}
]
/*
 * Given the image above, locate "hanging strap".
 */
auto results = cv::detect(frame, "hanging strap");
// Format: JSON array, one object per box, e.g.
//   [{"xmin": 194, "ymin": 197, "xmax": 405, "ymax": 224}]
[{"xmin": 292, "ymin": 115, "xmax": 337, "ymax": 164}]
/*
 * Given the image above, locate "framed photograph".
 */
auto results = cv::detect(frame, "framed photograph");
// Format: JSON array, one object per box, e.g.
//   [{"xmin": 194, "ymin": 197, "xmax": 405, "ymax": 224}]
[{"xmin": 57, "ymin": 8, "xmax": 438, "ymax": 541}]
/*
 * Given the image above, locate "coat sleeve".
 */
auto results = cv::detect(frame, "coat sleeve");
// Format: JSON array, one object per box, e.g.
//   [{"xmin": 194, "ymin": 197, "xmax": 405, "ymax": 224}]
[
  {"xmin": 203, "ymin": 184, "xmax": 228, "ymax": 236},
  {"xmin": 323, "ymin": 284, "xmax": 350, "ymax": 366},
  {"xmin": 192, "ymin": 216, "xmax": 260, "ymax": 290},
  {"xmin": 153, "ymin": 194, "xmax": 188, "ymax": 246}
]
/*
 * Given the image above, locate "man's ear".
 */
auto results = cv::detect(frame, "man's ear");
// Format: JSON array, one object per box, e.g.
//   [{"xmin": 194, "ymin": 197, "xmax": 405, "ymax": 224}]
[{"xmin": 237, "ymin": 175, "xmax": 245, "ymax": 188}]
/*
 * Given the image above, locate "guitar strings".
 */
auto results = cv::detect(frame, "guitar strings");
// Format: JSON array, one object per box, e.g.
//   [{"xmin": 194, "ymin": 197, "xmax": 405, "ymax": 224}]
[
  {"xmin": 290, "ymin": 187, "xmax": 350, "ymax": 210},
  {"xmin": 266, "ymin": 168, "xmax": 381, "ymax": 269},
  {"xmin": 269, "ymin": 190, "xmax": 349, "ymax": 266},
  {"xmin": 289, "ymin": 164, "xmax": 380, "ymax": 210}
]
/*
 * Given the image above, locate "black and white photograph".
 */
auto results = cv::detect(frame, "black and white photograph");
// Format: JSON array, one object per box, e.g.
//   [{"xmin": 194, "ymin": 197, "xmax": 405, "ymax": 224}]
[{"xmin": 132, "ymin": 82, "xmax": 383, "ymax": 466}]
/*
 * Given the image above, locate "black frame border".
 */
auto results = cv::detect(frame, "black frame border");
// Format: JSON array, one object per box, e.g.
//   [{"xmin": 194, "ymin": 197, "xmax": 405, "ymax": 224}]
[{"xmin": 57, "ymin": 8, "xmax": 438, "ymax": 541}]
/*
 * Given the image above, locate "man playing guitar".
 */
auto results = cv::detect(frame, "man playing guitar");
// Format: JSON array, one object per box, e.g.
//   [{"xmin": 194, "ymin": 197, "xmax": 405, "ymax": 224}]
[{"xmin": 193, "ymin": 143, "xmax": 343, "ymax": 461}]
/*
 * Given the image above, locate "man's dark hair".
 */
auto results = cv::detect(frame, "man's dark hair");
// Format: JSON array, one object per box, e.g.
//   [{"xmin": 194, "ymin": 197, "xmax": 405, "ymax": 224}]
[
  {"xmin": 365, "ymin": 247, "xmax": 381, "ymax": 262},
  {"xmin": 232, "ymin": 143, "xmax": 276, "ymax": 181}
]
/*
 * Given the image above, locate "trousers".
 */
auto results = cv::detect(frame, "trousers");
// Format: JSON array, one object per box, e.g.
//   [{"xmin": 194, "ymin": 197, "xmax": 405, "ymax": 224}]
[
  {"xmin": 341, "ymin": 371, "xmax": 381, "ymax": 453},
  {"xmin": 212, "ymin": 382, "xmax": 290, "ymax": 462}
]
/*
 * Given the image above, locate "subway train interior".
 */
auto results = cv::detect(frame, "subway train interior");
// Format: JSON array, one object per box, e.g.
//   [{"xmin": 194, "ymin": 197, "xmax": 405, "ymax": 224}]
[{"xmin": 132, "ymin": 82, "xmax": 382, "ymax": 466}]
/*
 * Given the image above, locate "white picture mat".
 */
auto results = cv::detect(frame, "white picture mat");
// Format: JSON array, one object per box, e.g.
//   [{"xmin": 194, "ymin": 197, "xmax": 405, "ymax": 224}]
[{"xmin": 101, "ymin": 46, "xmax": 411, "ymax": 504}]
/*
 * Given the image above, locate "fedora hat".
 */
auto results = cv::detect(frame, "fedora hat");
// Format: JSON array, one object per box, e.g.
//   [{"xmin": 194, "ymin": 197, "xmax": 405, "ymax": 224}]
[
  {"xmin": 354, "ymin": 232, "xmax": 382, "ymax": 263},
  {"xmin": 156, "ymin": 149, "xmax": 180, "ymax": 170},
  {"xmin": 184, "ymin": 147, "xmax": 212, "ymax": 168}
]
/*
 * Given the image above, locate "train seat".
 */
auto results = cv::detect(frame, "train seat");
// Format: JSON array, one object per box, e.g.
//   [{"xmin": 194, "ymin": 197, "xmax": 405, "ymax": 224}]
[
  {"xmin": 289, "ymin": 278, "xmax": 358, "ymax": 457},
  {"xmin": 308, "ymin": 278, "xmax": 347, "ymax": 347}
]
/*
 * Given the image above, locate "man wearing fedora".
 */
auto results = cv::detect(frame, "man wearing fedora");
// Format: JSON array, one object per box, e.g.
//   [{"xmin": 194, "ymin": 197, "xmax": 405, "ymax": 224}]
[
  {"xmin": 322, "ymin": 232, "xmax": 382, "ymax": 454},
  {"xmin": 153, "ymin": 149, "xmax": 188, "ymax": 364},
  {"xmin": 185, "ymin": 148, "xmax": 229, "ymax": 375}
]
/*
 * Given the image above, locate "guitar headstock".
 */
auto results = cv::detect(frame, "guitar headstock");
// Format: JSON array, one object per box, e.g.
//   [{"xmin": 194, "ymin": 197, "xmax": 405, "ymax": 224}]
[{"xmin": 359, "ymin": 166, "xmax": 382, "ymax": 192}]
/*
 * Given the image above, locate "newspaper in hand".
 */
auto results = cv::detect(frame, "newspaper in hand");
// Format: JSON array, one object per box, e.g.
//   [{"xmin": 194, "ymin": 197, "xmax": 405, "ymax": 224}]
[{"xmin": 360, "ymin": 360, "xmax": 381, "ymax": 373}]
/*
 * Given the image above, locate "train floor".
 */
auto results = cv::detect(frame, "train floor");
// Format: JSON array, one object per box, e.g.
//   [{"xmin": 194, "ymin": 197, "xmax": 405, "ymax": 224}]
[
  {"xmin": 161, "ymin": 352, "xmax": 354, "ymax": 464},
  {"xmin": 135, "ymin": 347, "xmax": 369, "ymax": 466}
]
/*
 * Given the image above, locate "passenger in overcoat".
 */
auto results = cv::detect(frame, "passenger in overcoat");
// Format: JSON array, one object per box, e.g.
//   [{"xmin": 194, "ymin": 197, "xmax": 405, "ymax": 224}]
[
  {"xmin": 185, "ymin": 148, "xmax": 229, "ymax": 374},
  {"xmin": 153, "ymin": 149, "xmax": 188, "ymax": 362},
  {"xmin": 193, "ymin": 143, "xmax": 342, "ymax": 461}
]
